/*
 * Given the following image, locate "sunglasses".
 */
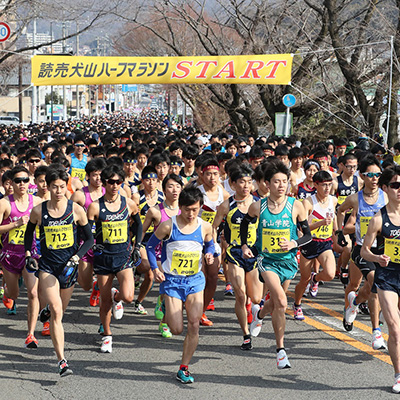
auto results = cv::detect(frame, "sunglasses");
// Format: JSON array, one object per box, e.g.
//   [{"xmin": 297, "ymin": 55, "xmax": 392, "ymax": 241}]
[
  {"xmin": 107, "ymin": 178, "xmax": 123, "ymax": 185},
  {"xmin": 362, "ymin": 172, "xmax": 382, "ymax": 178},
  {"xmin": 75, "ymin": 144, "xmax": 85, "ymax": 148},
  {"xmin": 345, "ymin": 165, "xmax": 357, "ymax": 170},
  {"xmin": 13, "ymin": 177, "xmax": 30, "ymax": 184},
  {"xmin": 28, "ymin": 159, "xmax": 41, "ymax": 164},
  {"xmin": 239, "ymin": 145, "xmax": 247, "ymax": 148},
  {"xmin": 389, "ymin": 182, "xmax": 400, "ymax": 189}
]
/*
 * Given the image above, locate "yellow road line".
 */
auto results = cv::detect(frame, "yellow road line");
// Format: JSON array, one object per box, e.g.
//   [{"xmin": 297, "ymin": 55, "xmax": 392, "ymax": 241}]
[
  {"xmin": 286, "ymin": 290, "xmax": 388, "ymax": 341},
  {"xmin": 285, "ymin": 291, "xmax": 392, "ymax": 365}
]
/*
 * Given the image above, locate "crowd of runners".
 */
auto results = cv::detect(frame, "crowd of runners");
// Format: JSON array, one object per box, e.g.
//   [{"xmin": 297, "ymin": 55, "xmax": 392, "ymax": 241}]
[{"xmin": 1, "ymin": 111, "xmax": 400, "ymax": 391}]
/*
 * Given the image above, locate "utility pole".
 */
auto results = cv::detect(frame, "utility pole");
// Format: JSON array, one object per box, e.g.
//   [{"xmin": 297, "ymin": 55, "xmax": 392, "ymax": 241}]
[
  {"xmin": 76, "ymin": 22, "xmax": 80, "ymax": 120},
  {"xmin": 32, "ymin": 18, "xmax": 37, "ymax": 124},
  {"xmin": 62, "ymin": 21, "xmax": 67, "ymax": 121}
]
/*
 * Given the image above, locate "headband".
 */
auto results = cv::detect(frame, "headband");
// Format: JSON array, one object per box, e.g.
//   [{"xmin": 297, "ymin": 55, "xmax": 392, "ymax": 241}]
[
  {"xmin": 202, "ymin": 165, "xmax": 219, "ymax": 172},
  {"xmin": 304, "ymin": 160, "xmax": 320, "ymax": 171},
  {"xmin": 123, "ymin": 158, "xmax": 137, "ymax": 163},
  {"xmin": 143, "ymin": 173, "xmax": 158, "ymax": 179},
  {"xmin": 170, "ymin": 161, "xmax": 182, "ymax": 166}
]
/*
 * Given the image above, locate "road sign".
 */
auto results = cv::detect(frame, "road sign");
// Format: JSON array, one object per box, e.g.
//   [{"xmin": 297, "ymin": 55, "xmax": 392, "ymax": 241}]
[
  {"xmin": 0, "ymin": 22, "xmax": 11, "ymax": 42},
  {"xmin": 275, "ymin": 112, "xmax": 293, "ymax": 137},
  {"xmin": 282, "ymin": 94, "xmax": 296, "ymax": 108}
]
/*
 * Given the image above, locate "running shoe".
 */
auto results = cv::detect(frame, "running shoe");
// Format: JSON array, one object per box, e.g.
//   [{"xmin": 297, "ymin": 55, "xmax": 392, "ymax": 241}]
[
  {"xmin": 154, "ymin": 296, "xmax": 164, "ymax": 320},
  {"xmin": 345, "ymin": 291, "xmax": 359, "ymax": 324},
  {"xmin": 340, "ymin": 267, "xmax": 349, "ymax": 286},
  {"xmin": 176, "ymin": 368, "xmax": 194, "ymax": 384},
  {"xmin": 240, "ymin": 336, "xmax": 253, "ymax": 351},
  {"xmin": 24, "ymin": 334, "xmax": 38, "ymax": 349},
  {"xmin": 277, "ymin": 349, "xmax": 291, "ymax": 369},
  {"xmin": 159, "ymin": 322, "xmax": 172, "ymax": 338},
  {"xmin": 359, "ymin": 302, "xmax": 370, "ymax": 315},
  {"xmin": 42, "ymin": 321, "xmax": 50, "ymax": 336},
  {"xmin": 249, "ymin": 304, "xmax": 263, "ymax": 337},
  {"xmin": 0, "ymin": 286, "xmax": 4, "ymax": 300},
  {"xmin": 89, "ymin": 280, "xmax": 100, "ymax": 307},
  {"xmin": 224, "ymin": 283, "xmax": 234, "ymax": 296},
  {"xmin": 2, "ymin": 294, "xmax": 13, "ymax": 310},
  {"xmin": 200, "ymin": 313, "xmax": 213, "ymax": 326},
  {"xmin": 393, "ymin": 376, "xmax": 400, "ymax": 393},
  {"xmin": 246, "ymin": 302, "xmax": 253, "ymax": 324},
  {"xmin": 218, "ymin": 266, "xmax": 224, "ymax": 275},
  {"xmin": 58, "ymin": 359, "xmax": 73, "ymax": 377},
  {"xmin": 303, "ymin": 283, "xmax": 310, "ymax": 297},
  {"xmin": 133, "ymin": 303, "xmax": 148, "ymax": 315},
  {"xmin": 309, "ymin": 272, "xmax": 319, "ymax": 297},
  {"xmin": 7, "ymin": 302, "xmax": 16, "ymax": 315},
  {"xmin": 372, "ymin": 330, "xmax": 387, "ymax": 350},
  {"xmin": 111, "ymin": 287, "xmax": 124, "ymax": 320},
  {"xmin": 98, "ymin": 323, "xmax": 104, "ymax": 335},
  {"xmin": 39, "ymin": 305, "xmax": 51, "ymax": 323},
  {"xmin": 101, "ymin": 335, "xmax": 112, "ymax": 353},
  {"xmin": 206, "ymin": 298, "xmax": 215, "ymax": 311},
  {"xmin": 293, "ymin": 304, "xmax": 305, "ymax": 321}
]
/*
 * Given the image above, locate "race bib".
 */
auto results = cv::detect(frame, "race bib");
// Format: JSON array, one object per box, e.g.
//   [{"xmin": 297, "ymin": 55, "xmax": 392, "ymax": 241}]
[
  {"xmin": 360, "ymin": 216, "xmax": 371, "ymax": 239},
  {"xmin": 201, "ymin": 210, "xmax": 216, "ymax": 224},
  {"xmin": 171, "ymin": 250, "xmax": 200, "ymax": 275},
  {"xmin": 262, "ymin": 228, "xmax": 290, "ymax": 254},
  {"xmin": 9, "ymin": 225, "xmax": 27, "ymax": 245},
  {"xmin": 44, "ymin": 224, "xmax": 74, "ymax": 250},
  {"xmin": 311, "ymin": 218, "xmax": 333, "ymax": 239},
  {"xmin": 337, "ymin": 195, "xmax": 346, "ymax": 205},
  {"xmin": 385, "ymin": 238, "xmax": 400, "ymax": 264},
  {"xmin": 71, "ymin": 167, "xmax": 86, "ymax": 182},
  {"xmin": 230, "ymin": 224, "xmax": 256, "ymax": 247},
  {"xmin": 102, "ymin": 220, "xmax": 128, "ymax": 244}
]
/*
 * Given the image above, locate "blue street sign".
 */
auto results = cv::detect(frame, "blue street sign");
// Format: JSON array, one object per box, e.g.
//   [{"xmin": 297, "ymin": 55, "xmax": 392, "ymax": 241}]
[{"xmin": 282, "ymin": 94, "xmax": 296, "ymax": 108}]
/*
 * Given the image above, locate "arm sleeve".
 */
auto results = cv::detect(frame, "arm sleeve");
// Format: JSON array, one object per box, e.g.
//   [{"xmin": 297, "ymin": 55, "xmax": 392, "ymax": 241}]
[
  {"xmin": 240, "ymin": 213, "xmax": 257, "ymax": 246},
  {"xmin": 146, "ymin": 233, "xmax": 162, "ymax": 270},
  {"xmin": 130, "ymin": 213, "xmax": 143, "ymax": 247},
  {"xmin": 76, "ymin": 223, "xmax": 94, "ymax": 258},
  {"xmin": 24, "ymin": 220, "xmax": 36, "ymax": 253},
  {"xmin": 204, "ymin": 239, "xmax": 215, "ymax": 255},
  {"xmin": 294, "ymin": 219, "xmax": 312, "ymax": 247}
]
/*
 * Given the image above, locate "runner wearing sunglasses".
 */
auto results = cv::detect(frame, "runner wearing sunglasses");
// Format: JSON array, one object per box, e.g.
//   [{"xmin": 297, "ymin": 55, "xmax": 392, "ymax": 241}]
[
  {"xmin": 337, "ymin": 156, "xmax": 387, "ymax": 350},
  {"xmin": 0, "ymin": 166, "xmax": 41, "ymax": 348},
  {"xmin": 361, "ymin": 165, "xmax": 400, "ymax": 393}
]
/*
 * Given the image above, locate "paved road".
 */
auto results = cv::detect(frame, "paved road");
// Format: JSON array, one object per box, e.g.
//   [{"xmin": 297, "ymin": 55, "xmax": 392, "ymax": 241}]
[{"xmin": 0, "ymin": 274, "xmax": 396, "ymax": 400}]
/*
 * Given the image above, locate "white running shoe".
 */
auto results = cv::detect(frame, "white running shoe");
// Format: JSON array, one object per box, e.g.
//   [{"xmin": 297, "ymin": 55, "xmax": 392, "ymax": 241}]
[
  {"xmin": 277, "ymin": 349, "xmax": 291, "ymax": 369},
  {"xmin": 111, "ymin": 288, "xmax": 124, "ymax": 320},
  {"xmin": 345, "ymin": 291, "xmax": 359, "ymax": 324},
  {"xmin": 249, "ymin": 304, "xmax": 263, "ymax": 337},
  {"xmin": 372, "ymin": 330, "xmax": 386, "ymax": 350},
  {"xmin": 393, "ymin": 376, "xmax": 400, "ymax": 393},
  {"xmin": 101, "ymin": 335, "xmax": 112, "ymax": 353}
]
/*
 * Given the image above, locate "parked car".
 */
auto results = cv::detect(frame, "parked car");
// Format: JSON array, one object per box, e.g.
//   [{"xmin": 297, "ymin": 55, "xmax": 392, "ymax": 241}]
[{"xmin": 0, "ymin": 116, "xmax": 20, "ymax": 126}]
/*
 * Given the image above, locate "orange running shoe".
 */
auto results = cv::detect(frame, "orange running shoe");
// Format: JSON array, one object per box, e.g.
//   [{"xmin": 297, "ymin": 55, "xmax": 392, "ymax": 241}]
[
  {"xmin": 25, "ymin": 334, "xmax": 38, "ymax": 349},
  {"xmin": 200, "ymin": 313, "xmax": 213, "ymax": 326},
  {"xmin": 206, "ymin": 298, "xmax": 215, "ymax": 311},
  {"xmin": 89, "ymin": 281, "xmax": 100, "ymax": 307},
  {"xmin": 3, "ymin": 294, "xmax": 13, "ymax": 310},
  {"xmin": 41, "ymin": 321, "xmax": 50, "ymax": 336}
]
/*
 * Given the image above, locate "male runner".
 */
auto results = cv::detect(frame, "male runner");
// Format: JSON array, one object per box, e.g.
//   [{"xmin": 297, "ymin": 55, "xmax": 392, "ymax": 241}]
[
  {"xmin": 361, "ymin": 165, "xmax": 400, "ymax": 393},
  {"xmin": 67, "ymin": 135, "xmax": 89, "ymax": 182},
  {"xmin": 213, "ymin": 164, "xmax": 262, "ymax": 349},
  {"xmin": 241, "ymin": 161, "xmax": 312, "ymax": 369},
  {"xmin": 338, "ymin": 156, "xmax": 386, "ymax": 349},
  {"xmin": 87, "ymin": 164, "xmax": 142, "ymax": 354},
  {"xmin": 24, "ymin": 164, "xmax": 93, "ymax": 376},
  {"xmin": 293, "ymin": 171, "xmax": 337, "ymax": 319},
  {"xmin": 146, "ymin": 186, "xmax": 215, "ymax": 383}
]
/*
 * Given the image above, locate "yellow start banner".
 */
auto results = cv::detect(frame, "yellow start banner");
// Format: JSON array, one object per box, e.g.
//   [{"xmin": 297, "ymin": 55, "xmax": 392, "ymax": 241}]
[{"xmin": 31, "ymin": 54, "xmax": 293, "ymax": 86}]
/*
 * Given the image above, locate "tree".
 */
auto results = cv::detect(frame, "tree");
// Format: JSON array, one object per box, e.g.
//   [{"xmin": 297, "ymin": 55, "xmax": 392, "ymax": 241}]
[{"xmin": 113, "ymin": 0, "xmax": 400, "ymax": 144}]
